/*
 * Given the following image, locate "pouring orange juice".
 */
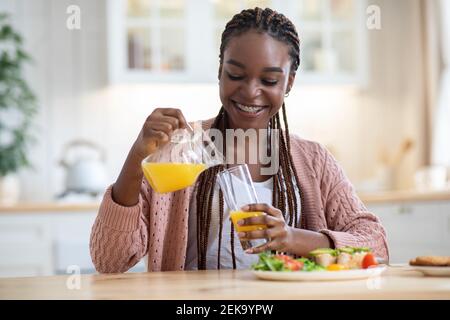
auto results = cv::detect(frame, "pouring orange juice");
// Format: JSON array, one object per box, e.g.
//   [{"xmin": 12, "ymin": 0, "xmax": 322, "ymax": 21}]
[
  {"xmin": 142, "ymin": 162, "xmax": 206, "ymax": 194},
  {"xmin": 141, "ymin": 124, "xmax": 222, "ymax": 194}
]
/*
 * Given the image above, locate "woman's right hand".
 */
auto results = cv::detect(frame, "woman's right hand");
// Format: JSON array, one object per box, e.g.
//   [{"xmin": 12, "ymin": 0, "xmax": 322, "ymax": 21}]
[{"xmin": 132, "ymin": 108, "xmax": 189, "ymax": 160}]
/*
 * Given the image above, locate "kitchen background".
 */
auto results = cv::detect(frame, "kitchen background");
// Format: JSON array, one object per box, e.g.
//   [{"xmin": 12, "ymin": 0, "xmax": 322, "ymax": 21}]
[{"xmin": 0, "ymin": 0, "xmax": 449, "ymax": 277}]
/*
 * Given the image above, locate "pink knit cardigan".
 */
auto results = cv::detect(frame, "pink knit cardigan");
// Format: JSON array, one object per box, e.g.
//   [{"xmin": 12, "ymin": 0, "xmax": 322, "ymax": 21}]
[{"xmin": 90, "ymin": 120, "xmax": 389, "ymax": 273}]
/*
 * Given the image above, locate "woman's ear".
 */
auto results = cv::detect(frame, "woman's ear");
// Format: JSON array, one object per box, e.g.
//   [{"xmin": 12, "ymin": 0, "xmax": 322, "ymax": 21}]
[{"xmin": 286, "ymin": 72, "xmax": 296, "ymax": 94}]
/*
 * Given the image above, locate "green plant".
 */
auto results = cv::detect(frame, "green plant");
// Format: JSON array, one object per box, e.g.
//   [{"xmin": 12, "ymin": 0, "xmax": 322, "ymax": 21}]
[{"xmin": 0, "ymin": 13, "xmax": 37, "ymax": 176}]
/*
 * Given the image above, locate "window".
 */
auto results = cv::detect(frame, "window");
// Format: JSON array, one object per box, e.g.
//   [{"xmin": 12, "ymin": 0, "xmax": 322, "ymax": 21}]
[{"xmin": 108, "ymin": 0, "xmax": 367, "ymax": 85}]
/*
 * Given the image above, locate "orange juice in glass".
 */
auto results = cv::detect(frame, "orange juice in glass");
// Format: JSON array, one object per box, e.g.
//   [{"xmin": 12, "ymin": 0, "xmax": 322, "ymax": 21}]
[
  {"xmin": 230, "ymin": 211, "xmax": 267, "ymax": 233},
  {"xmin": 217, "ymin": 164, "xmax": 269, "ymax": 250}
]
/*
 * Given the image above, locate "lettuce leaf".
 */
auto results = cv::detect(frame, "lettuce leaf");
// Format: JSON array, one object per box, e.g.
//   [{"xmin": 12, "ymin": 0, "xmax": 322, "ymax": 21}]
[{"xmin": 251, "ymin": 252, "xmax": 325, "ymax": 272}]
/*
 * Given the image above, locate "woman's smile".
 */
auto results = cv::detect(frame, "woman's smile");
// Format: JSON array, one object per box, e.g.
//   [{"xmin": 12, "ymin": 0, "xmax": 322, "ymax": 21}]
[{"xmin": 231, "ymin": 99, "xmax": 269, "ymax": 118}]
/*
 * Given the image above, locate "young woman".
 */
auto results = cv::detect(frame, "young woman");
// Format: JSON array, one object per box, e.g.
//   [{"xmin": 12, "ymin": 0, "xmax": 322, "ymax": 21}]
[{"xmin": 90, "ymin": 7, "xmax": 388, "ymax": 273}]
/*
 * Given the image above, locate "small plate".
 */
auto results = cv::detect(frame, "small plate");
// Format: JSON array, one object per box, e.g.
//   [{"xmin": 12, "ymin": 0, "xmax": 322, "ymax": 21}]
[
  {"xmin": 409, "ymin": 266, "xmax": 450, "ymax": 277},
  {"xmin": 252, "ymin": 266, "xmax": 387, "ymax": 281}
]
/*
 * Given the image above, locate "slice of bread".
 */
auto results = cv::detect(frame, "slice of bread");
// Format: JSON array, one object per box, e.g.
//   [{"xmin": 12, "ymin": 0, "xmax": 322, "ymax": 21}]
[{"xmin": 409, "ymin": 256, "xmax": 450, "ymax": 267}]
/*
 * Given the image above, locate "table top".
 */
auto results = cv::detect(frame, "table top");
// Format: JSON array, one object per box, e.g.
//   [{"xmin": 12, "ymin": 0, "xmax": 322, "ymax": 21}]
[{"xmin": 1, "ymin": 267, "xmax": 449, "ymax": 300}]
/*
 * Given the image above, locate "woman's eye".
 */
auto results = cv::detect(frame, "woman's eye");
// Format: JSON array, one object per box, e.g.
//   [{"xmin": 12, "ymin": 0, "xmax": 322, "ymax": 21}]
[
  {"xmin": 226, "ymin": 72, "xmax": 244, "ymax": 81},
  {"xmin": 262, "ymin": 79, "xmax": 278, "ymax": 86}
]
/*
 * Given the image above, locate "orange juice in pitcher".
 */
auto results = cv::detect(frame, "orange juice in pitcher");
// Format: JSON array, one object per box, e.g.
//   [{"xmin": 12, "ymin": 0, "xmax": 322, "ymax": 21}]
[
  {"xmin": 141, "ymin": 124, "xmax": 223, "ymax": 194},
  {"xmin": 142, "ymin": 162, "xmax": 206, "ymax": 193}
]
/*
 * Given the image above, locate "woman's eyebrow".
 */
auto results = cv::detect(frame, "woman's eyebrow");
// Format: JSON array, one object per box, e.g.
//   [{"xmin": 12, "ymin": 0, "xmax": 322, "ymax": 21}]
[
  {"xmin": 226, "ymin": 59, "xmax": 245, "ymax": 69},
  {"xmin": 226, "ymin": 59, "xmax": 284, "ymax": 73},
  {"xmin": 262, "ymin": 67, "xmax": 283, "ymax": 73}
]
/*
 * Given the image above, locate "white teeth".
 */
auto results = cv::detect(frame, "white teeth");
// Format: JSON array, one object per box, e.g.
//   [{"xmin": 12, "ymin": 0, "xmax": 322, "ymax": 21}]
[{"xmin": 235, "ymin": 102, "xmax": 264, "ymax": 114}]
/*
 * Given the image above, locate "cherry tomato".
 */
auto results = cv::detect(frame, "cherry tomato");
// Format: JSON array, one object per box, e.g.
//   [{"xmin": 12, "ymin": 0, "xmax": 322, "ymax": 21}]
[
  {"xmin": 285, "ymin": 260, "xmax": 304, "ymax": 271},
  {"xmin": 362, "ymin": 253, "xmax": 378, "ymax": 269},
  {"xmin": 274, "ymin": 254, "xmax": 293, "ymax": 263},
  {"xmin": 274, "ymin": 254, "xmax": 304, "ymax": 271},
  {"xmin": 327, "ymin": 264, "xmax": 347, "ymax": 271}
]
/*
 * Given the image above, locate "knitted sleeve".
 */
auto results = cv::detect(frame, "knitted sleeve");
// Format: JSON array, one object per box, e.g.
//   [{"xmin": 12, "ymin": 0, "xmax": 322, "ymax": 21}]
[
  {"xmin": 89, "ymin": 179, "xmax": 151, "ymax": 273},
  {"xmin": 317, "ymin": 145, "xmax": 389, "ymax": 261}
]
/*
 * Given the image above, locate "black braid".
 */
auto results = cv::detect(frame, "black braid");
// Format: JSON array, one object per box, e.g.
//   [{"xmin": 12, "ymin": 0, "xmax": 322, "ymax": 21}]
[{"xmin": 197, "ymin": 7, "xmax": 303, "ymax": 270}]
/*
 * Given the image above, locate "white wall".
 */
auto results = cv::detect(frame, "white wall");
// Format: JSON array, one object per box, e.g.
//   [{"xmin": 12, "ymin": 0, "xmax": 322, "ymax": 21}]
[{"xmin": 1, "ymin": 0, "xmax": 427, "ymax": 202}]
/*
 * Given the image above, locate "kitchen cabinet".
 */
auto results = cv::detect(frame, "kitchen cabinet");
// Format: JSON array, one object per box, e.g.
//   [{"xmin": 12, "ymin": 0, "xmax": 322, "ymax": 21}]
[
  {"xmin": 367, "ymin": 200, "xmax": 450, "ymax": 263},
  {"xmin": 0, "ymin": 207, "xmax": 146, "ymax": 278},
  {"xmin": 108, "ymin": 0, "xmax": 368, "ymax": 85},
  {"xmin": 0, "ymin": 215, "xmax": 53, "ymax": 277}
]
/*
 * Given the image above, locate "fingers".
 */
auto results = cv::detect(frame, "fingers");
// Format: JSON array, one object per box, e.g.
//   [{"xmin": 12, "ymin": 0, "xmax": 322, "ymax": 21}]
[
  {"xmin": 156, "ymin": 115, "xmax": 180, "ymax": 131},
  {"xmin": 238, "ymin": 222, "xmax": 289, "ymax": 241},
  {"xmin": 244, "ymin": 236, "xmax": 290, "ymax": 254},
  {"xmin": 241, "ymin": 203, "xmax": 283, "ymax": 218},
  {"xmin": 147, "ymin": 114, "xmax": 181, "ymax": 133},
  {"xmin": 143, "ymin": 108, "xmax": 189, "ymax": 143},
  {"xmin": 237, "ymin": 203, "xmax": 283, "ymax": 227},
  {"xmin": 238, "ymin": 227, "xmax": 282, "ymax": 240},
  {"xmin": 147, "ymin": 107, "xmax": 190, "ymax": 131},
  {"xmin": 158, "ymin": 108, "xmax": 189, "ymax": 129},
  {"xmin": 146, "ymin": 122, "xmax": 173, "ymax": 139},
  {"xmin": 245, "ymin": 240, "xmax": 276, "ymax": 254},
  {"xmin": 136, "ymin": 108, "xmax": 189, "ymax": 158},
  {"xmin": 237, "ymin": 214, "xmax": 275, "ymax": 227},
  {"xmin": 236, "ymin": 203, "xmax": 290, "ymax": 254}
]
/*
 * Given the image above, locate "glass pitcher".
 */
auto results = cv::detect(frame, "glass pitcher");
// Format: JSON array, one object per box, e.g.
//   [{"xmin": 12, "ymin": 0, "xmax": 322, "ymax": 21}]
[{"xmin": 141, "ymin": 122, "xmax": 223, "ymax": 193}]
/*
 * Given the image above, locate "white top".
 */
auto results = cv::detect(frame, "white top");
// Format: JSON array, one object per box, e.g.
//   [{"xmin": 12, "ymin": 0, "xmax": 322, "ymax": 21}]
[{"xmin": 184, "ymin": 178, "xmax": 273, "ymax": 270}]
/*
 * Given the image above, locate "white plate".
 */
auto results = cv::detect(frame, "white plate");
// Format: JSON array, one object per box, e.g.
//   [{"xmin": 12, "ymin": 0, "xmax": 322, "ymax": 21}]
[
  {"xmin": 253, "ymin": 266, "xmax": 387, "ymax": 281},
  {"xmin": 409, "ymin": 266, "xmax": 450, "ymax": 277}
]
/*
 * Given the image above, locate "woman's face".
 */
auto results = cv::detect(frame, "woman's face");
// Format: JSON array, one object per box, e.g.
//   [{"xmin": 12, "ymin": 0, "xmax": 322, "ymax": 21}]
[{"xmin": 219, "ymin": 30, "xmax": 295, "ymax": 130}]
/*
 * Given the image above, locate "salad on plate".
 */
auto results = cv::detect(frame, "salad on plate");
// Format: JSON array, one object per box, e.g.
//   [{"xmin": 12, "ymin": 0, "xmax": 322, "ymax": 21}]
[
  {"xmin": 251, "ymin": 246, "xmax": 380, "ymax": 272},
  {"xmin": 251, "ymin": 247, "xmax": 385, "ymax": 281}
]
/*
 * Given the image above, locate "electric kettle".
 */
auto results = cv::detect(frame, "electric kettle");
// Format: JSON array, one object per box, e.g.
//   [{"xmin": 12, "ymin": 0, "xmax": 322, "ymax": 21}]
[{"xmin": 59, "ymin": 139, "xmax": 108, "ymax": 195}]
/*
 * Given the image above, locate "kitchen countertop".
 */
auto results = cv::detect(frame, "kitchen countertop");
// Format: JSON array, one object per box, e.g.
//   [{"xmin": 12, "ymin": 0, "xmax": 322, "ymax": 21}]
[
  {"xmin": 1, "ymin": 189, "xmax": 450, "ymax": 213},
  {"xmin": 0, "ymin": 268, "xmax": 449, "ymax": 299},
  {"xmin": 358, "ymin": 189, "xmax": 450, "ymax": 204},
  {"xmin": 0, "ymin": 202, "xmax": 100, "ymax": 213}
]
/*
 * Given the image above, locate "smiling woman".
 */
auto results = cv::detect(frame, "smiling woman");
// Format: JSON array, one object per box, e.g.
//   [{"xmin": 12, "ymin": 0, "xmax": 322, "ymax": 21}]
[
  {"xmin": 89, "ymin": 7, "xmax": 389, "ymax": 274},
  {"xmin": 220, "ymin": 31, "xmax": 294, "ymax": 130}
]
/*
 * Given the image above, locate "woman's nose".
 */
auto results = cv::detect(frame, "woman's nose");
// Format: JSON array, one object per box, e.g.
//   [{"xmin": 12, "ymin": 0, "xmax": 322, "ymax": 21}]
[{"xmin": 241, "ymin": 79, "xmax": 262, "ymax": 99}]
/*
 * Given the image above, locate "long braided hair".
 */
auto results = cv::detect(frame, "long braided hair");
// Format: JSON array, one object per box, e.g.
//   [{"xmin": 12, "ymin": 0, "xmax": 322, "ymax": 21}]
[{"xmin": 196, "ymin": 7, "xmax": 304, "ymax": 270}]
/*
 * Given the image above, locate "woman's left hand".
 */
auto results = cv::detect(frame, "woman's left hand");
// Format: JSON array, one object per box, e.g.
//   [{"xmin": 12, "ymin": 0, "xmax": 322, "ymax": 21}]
[{"xmin": 237, "ymin": 203, "xmax": 293, "ymax": 254}]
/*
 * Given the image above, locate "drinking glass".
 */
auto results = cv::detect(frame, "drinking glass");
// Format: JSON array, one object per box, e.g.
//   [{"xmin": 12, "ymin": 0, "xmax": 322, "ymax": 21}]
[{"xmin": 217, "ymin": 164, "xmax": 268, "ymax": 250}]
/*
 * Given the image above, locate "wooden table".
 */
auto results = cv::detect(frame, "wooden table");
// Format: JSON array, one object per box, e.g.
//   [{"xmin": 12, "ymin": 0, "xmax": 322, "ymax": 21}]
[{"xmin": 0, "ymin": 267, "xmax": 449, "ymax": 300}]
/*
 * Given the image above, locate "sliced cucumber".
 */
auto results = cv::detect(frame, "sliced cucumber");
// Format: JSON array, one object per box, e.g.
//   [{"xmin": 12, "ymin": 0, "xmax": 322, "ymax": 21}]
[
  {"xmin": 337, "ymin": 247, "xmax": 355, "ymax": 254},
  {"xmin": 309, "ymin": 248, "xmax": 337, "ymax": 257}
]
